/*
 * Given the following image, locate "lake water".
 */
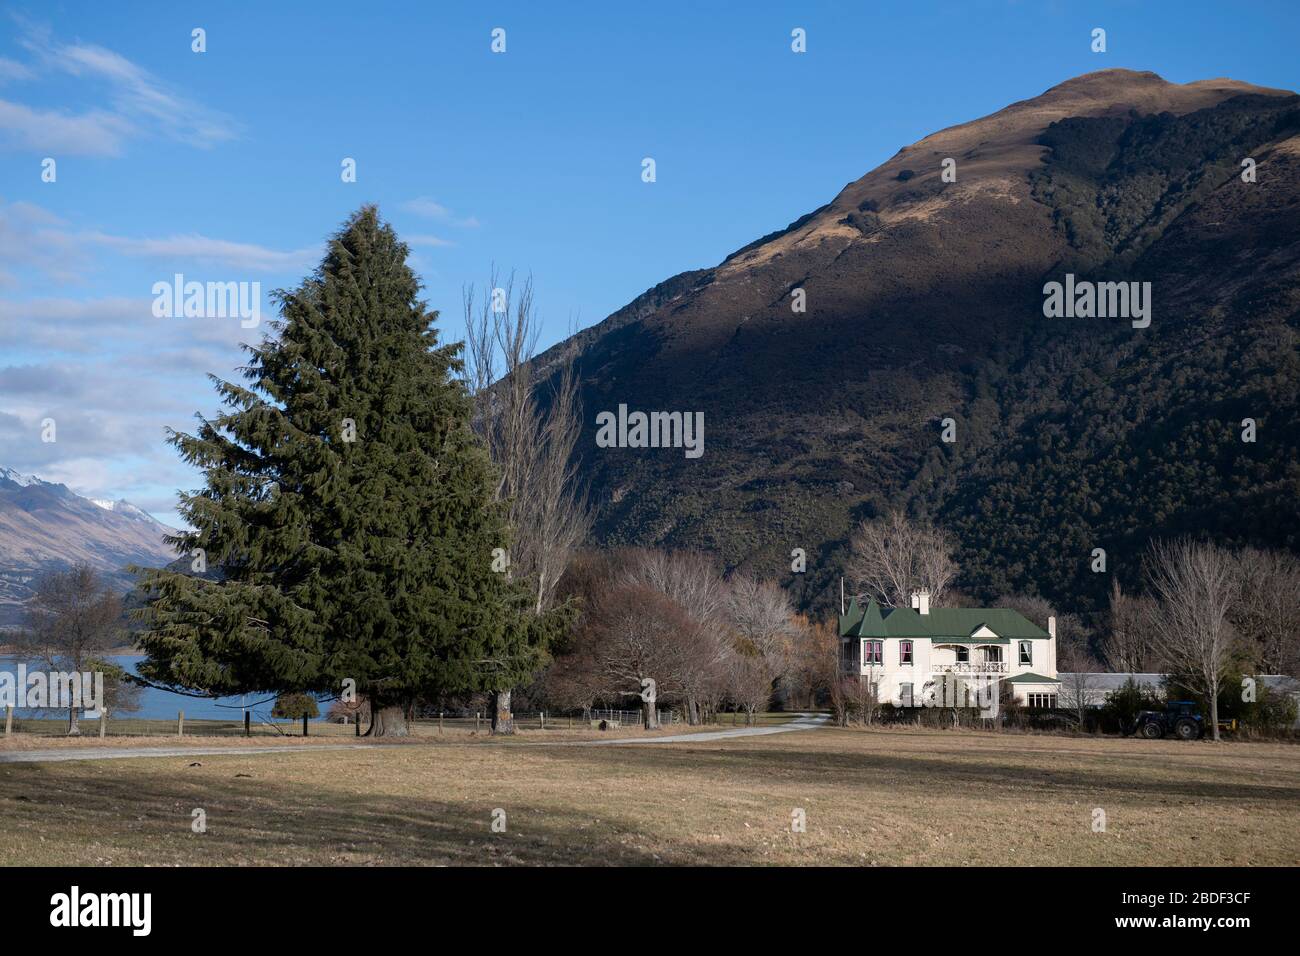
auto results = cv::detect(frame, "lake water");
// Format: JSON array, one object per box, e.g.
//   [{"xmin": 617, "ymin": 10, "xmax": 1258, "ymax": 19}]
[{"xmin": 0, "ymin": 655, "xmax": 325, "ymax": 722}]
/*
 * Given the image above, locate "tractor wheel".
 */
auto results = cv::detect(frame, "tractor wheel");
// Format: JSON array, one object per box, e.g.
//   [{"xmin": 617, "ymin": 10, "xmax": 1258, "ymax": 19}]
[
  {"xmin": 1174, "ymin": 718, "xmax": 1200, "ymax": 740},
  {"xmin": 1140, "ymin": 721, "xmax": 1164, "ymax": 739}
]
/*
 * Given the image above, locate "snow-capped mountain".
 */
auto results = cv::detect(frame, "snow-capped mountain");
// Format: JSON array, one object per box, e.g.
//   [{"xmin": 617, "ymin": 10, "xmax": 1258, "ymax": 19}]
[{"xmin": 0, "ymin": 467, "xmax": 180, "ymax": 627}]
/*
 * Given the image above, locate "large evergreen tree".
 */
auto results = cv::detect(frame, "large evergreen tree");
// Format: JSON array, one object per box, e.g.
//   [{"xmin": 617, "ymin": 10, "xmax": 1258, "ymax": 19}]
[{"xmin": 134, "ymin": 207, "xmax": 559, "ymax": 734}]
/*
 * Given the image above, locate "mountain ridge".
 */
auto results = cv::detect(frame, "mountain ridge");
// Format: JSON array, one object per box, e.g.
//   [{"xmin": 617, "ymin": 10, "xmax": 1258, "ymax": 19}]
[{"xmin": 538, "ymin": 69, "xmax": 1300, "ymax": 616}]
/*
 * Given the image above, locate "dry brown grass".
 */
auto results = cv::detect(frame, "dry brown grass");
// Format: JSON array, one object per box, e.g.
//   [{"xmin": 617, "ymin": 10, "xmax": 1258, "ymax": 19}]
[{"xmin": 1, "ymin": 724, "xmax": 1296, "ymax": 866}]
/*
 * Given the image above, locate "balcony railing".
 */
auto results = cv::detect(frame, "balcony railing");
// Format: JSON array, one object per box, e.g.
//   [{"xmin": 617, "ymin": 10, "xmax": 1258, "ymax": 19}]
[{"xmin": 933, "ymin": 662, "xmax": 1008, "ymax": 674}]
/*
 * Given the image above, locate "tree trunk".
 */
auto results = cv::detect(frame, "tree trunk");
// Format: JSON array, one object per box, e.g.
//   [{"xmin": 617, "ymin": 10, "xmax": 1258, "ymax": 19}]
[
  {"xmin": 491, "ymin": 688, "xmax": 515, "ymax": 735},
  {"xmin": 642, "ymin": 696, "xmax": 659, "ymax": 730},
  {"xmin": 1209, "ymin": 681, "xmax": 1220, "ymax": 741},
  {"xmin": 687, "ymin": 697, "xmax": 700, "ymax": 726},
  {"xmin": 67, "ymin": 704, "xmax": 80, "ymax": 737},
  {"xmin": 366, "ymin": 703, "xmax": 410, "ymax": 737}
]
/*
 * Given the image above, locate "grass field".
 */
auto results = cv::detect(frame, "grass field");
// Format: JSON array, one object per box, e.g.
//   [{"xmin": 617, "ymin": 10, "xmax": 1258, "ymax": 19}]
[{"xmin": 1, "ymin": 725, "xmax": 1296, "ymax": 866}]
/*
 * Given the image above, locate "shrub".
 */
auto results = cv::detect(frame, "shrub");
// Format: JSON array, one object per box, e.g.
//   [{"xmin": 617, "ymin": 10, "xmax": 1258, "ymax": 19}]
[{"xmin": 272, "ymin": 693, "xmax": 319, "ymax": 720}]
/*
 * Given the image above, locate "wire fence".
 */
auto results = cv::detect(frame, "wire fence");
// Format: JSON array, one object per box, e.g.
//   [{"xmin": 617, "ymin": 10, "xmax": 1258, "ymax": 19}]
[{"xmin": 2, "ymin": 706, "xmax": 796, "ymax": 738}]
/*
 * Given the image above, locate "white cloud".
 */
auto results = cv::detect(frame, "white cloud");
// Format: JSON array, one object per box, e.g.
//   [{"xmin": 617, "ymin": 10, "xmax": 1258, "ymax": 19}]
[
  {"xmin": 0, "ymin": 56, "xmax": 34, "ymax": 82},
  {"xmin": 0, "ymin": 98, "xmax": 133, "ymax": 156},
  {"xmin": 0, "ymin": 21, "xmax": 238, "ymax": 155},
  {"xmin": 402, "ymin": 196, "xmax": 479, "ymax": 228},
  {"xmin": 80, "ymin": 230, "xmax": 321, "ymax": 272},
  {"xmin": 0, "ymin": 199, "xmax": 321, "ymax": 292},
  {"xmin": 406, "ymin": 234, "xmax": 455, "ymax": 248},
  {"xmin": 402, "ymin": 197, "xmax": 451, "ymax": 218}
]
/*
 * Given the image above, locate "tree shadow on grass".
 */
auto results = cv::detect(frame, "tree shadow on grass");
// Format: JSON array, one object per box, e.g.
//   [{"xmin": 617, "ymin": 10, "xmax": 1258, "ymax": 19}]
[
  {"xmin": 0, "ymin": 759, "xmax": 690, "ymax": 866},
  {"xmin": 546, "ymin": 738, "xmax": 1300, "ymax": 805}
]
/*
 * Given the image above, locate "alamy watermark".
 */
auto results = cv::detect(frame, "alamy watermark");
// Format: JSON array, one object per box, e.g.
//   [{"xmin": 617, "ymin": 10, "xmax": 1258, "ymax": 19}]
[
  {"xmin": 0, "ymin": 665, "xmax": 104, "ymax": 715},
  {"xmin": 910, "ymin": 673, "xmax": 999, "ymax": 718},
  {"xmin": 1042, "ymin": 274, "xmax": 1151, "ymax": 329},
  {"xmin": 152, "ymin": 273, "xmax": 261, "ymax": 328},
  {"xmin": 595, "ymin": 404, "xmax": 704, "ymax": 459}
]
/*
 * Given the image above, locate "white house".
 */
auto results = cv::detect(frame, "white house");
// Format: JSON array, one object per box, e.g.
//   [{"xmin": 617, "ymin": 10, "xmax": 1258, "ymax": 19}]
[{"xmin": 839, "ymin": 590, "xmax": 1060, "ymax": 708}]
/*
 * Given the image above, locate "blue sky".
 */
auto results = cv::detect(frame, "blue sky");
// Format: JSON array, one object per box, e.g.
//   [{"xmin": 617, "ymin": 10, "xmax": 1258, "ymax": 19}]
[{"xmin": 1, "ymin": 0, "xmax": 1297, "ymax": 527}]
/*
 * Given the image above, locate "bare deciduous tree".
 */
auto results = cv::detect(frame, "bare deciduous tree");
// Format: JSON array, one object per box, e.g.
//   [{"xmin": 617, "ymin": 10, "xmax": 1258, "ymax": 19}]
[
  {"xmin": 1230, "ymin": 547, "xmax": 1300, "ymax": 677},
  {"xmin": 17, "ymin": 564, "xmax": 130, "ymax": 735},
  {"xmin": 622, "ymin": 550, "xmax": 730, "ymax": 724},
  {"xmin": 461, "ymin": 268, "xmax": 591, "ymax": 733},
  {"xmin": 1056, "ymin": 634, "xmax": 1101, "ymax": 728},
  {"xmin": 782, "ymin": 613, "xmax": 836, "ymax": 710},
  {"xmin": 728, "ymin": 653, "xmax": 776, "ymax": 725},
  {"xmin": 562, "ymin": 582, "xmax": 698, "ymax": 729},
  {"xmin": 1101, "ymin": 580, "xmax": 1159, "ymax": 674},
  {"xmin": 848, "ymin": 509, "xmax": 956, "ymax": 607},
  {"xmin": 725, "ymin": 574, "xmax": 796, "ymax": 723},
  {"xmin": 1144, "ymin": 539, "xmax": 1239, "ymax": 741},
  {"xmin": 547, "ymin": 549, "xmax": 804, "ymax": 728}
]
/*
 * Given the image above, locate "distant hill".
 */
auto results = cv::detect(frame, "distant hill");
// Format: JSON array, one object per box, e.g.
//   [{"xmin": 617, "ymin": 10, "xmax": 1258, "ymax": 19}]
[
  {"xmin": 532, "ymin": 69, "xmax": 1300, "ymax": 615},
  {"xmin": 0, "ymin": 466, "xmax": 179, "ymax": 627}
]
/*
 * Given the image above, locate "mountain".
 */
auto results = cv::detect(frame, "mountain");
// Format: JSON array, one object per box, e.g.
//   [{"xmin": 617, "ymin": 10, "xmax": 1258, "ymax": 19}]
[
  {"xmin": 540, "ymin": 69, "xmax": 1300, "ymax": 616},
  {"xmin": 0, "ymin": 467, "xmax": 179, "ymax": 627}
]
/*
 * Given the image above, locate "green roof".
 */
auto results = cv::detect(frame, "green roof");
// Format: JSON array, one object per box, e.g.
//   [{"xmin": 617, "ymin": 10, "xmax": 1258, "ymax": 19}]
[
  {"xmin": 840, "ymin": 598, "xmax": 936, "ymax": 638},
  {"xmin": 839, "ymin": 598, "xmax": 1051, "ymax": 640},
  {"xmin": 924, "ymin": 608, "xmax": 1051, "ymax": 640},
  {"xmin": 1004, "ymin": 672, "xmax": 1061, "ymax": 684}
]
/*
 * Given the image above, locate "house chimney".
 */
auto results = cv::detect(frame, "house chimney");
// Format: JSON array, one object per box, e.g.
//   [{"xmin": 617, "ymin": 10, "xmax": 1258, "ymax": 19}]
[
  {"xmin": 917, "ymin": 589, "xmax": 930, "ymax": 615},
  {"xmin": 910, "ymin": 591, "xmax": 920, "ymax": 610},
  {"xmin": 1048, "ymin": 616, "xmax": 1056, "ymax": 640}
]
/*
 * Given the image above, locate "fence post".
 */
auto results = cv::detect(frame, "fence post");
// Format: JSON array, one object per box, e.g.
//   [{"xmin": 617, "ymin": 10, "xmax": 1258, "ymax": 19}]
[
  {"xmin": 439, "ymin": 711, "xmax": 444, "ymax": 734},
  {"xmin": 244, "ymin": 711, "xmax": 251, "ymax": 737},
  {"xmin": 303, "ymin": 713, "xmax": 309, "ymax": 737},
  {"xmin": 568, "ymin": 714, "xmax": 572, "ymax": 730},
  {"xmin": 355, "ymin": 715, "xmax": 360, "ymax": 737},
  {"xmin": 540, "ymin": 711, "xmax": 545, "ymax": 730},
  {"xmin": 4, "ymin": 704, "xmax": 11, "ymax": 736},
  {"xmin": 475, "ymin": 711, "xmax": 480, "ymax": 732},
  {"xmin": 178, "ymin": 710, "xmax": 184, "ymax": 737},
  {"xmin": 99, "ymin": 709, "xmax": 107, "ymax": 738}
]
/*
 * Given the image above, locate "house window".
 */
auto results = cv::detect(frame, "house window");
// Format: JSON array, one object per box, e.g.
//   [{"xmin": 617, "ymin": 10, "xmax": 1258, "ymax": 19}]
[
  {"xmin": 900, "ymin": 683, "xmax": 914, "ymax": 707},
  {"xmin": 899, "ymin": 641, "xmax": 913, "ymax": 665},
  {"xmin": 862, "ymin": 640, "xmax": 882, "ymax": 665},
  {"xmin": 984, "ymin": 646, "xmax": 1002, "ymax": 663},
  {"xmin": 956, "ymin": 646, "xmax": 969, "ymax": 663},
  {"xmin": 1026, "ymin": 693, "xmax": 1059, "ymax": 709},
  {"xmin": 1019, "ymin": 641, "xmax": 1032, "ymax": 666}
]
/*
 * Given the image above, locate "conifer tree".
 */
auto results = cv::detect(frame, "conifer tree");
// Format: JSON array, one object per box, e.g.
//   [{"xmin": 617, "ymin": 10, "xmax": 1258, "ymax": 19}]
[{"xmin": 134, "ymin": 207, "xmax": 561, "ymax": 734}]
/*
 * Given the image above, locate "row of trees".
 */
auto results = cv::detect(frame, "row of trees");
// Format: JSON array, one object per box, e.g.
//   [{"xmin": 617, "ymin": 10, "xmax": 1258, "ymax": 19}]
[{"xmin": 542, "ymin": 550, "xmax": 829, "ymax": 727}]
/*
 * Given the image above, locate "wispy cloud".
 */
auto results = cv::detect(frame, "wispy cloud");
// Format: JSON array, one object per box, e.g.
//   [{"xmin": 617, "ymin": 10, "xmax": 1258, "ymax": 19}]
[
  {"xmin": 401, "ymin": 196, "xmax": 480, "ymax": 228},
  {"xmin": 0, "ymin": 56, "xmax": 34, "ymax": 82},
  {"xmin": 80, "ymin": 231, "xmax": 321, "ymax": 272},
  {"xmin": 0, "ymin": 199, "xmax": 320, "ymax": 290},
  {"xmin": 406, "ymin": 234, "xmax": 455, "ymax": 248},
  {"xmin": 0, "ymin": 19, "xmax": 238, "ymax": 155}
]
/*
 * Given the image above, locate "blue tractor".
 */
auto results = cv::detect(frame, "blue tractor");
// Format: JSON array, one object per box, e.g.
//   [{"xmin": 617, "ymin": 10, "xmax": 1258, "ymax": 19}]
[{"xmin": 1134, "ymin": 700, "xmax": 1205, "ymax": 740}]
